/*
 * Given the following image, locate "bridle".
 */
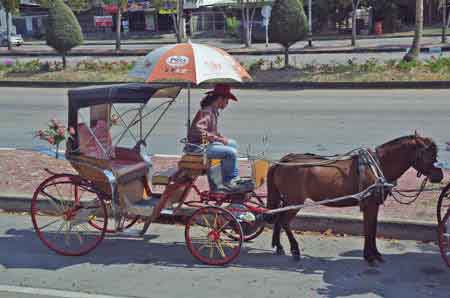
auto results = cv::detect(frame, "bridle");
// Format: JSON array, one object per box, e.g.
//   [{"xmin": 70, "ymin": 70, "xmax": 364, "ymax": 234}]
[{"xmin": 391, "ymin": 137, "xmax": 439, "ymax": 204}]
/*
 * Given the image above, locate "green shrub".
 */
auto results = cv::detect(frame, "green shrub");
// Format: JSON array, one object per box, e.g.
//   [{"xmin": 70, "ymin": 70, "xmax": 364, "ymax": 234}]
[
  {"xmin": 396, "ymin": 60, "xmax": 419, "ymax": 72},
  {"xmin": 424, "ymin": 57, "xmax": 450, "ymax": 73},
  {"xmin": 269, "ymin": 0, "xmax": 307, "ymax": 67},
  {"xmin": 46, "ymin": 0, "xmax": 83, "ymax": 68},
  {"xmin": 225, "ymin": 16, "xmax": 240, "ymax": 38}
]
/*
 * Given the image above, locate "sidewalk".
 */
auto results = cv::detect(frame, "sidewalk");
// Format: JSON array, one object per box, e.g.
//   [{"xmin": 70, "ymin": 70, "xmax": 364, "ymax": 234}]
[{"xmin": 0, "ymin": 149, "xmax": 446, "ymax": 240}]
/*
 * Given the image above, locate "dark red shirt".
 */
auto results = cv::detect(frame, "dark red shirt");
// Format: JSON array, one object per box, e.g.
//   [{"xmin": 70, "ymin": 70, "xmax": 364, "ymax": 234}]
[{"xmin": 187, "ymin": 106, "xmax": 221, "ymax": 145}]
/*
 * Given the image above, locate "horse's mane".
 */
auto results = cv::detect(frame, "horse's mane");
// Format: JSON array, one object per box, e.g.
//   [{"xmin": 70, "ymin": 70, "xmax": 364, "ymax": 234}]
[{"xmin": 376, "ymin": 134, "xmax": 437, "ymax": 155}]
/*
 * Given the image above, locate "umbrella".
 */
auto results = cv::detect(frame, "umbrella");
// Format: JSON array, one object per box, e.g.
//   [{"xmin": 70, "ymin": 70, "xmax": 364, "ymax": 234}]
[{"xmin": 129, "ymin": 41, "xmax": 251, "ymax": 133}]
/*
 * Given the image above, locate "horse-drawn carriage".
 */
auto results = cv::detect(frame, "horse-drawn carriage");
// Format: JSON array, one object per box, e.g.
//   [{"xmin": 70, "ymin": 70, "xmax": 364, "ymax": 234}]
[
  {"xmin": 30, "ymin": 83, "xmax": 269, "ymax": 265},
  {"xmin": 30, "ymin": 82, "xmax": 448, "ymax": 266}
]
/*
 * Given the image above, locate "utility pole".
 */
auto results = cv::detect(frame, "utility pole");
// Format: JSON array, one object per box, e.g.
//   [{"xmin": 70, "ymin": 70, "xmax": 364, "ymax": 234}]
[{"xmin": 308, "ymin": 0, "xmax": 312, "ymax": 47}]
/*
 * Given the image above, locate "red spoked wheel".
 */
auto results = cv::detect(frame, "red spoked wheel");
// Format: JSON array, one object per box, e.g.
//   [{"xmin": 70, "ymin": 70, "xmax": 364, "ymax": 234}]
[
  {"xmin": 185, "ymin": 206, "xmax": 243, "ymax": 265},
  {"xmin": 437, "ymin": 183, "xmax": 450, "ymax": 224},
  {"xmin": 31, "ymin": 174, "xmax": 108, "ymax": 256},
  {"xmin": 438, "ymin": 208, "xmax": 450, "ymax": 269}
]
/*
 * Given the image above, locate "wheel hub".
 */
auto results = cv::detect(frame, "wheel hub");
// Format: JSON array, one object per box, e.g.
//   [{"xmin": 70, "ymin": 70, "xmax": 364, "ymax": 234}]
[{"xmin": 208, "ymin": 230, "xmax": 220, "ymax": 241}]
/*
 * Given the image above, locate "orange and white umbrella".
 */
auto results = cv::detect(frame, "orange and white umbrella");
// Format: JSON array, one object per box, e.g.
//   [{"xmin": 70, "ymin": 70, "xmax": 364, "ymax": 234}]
[{"xmin": 129, "ymin": 42, "xmax": 251, "ymax": 84}]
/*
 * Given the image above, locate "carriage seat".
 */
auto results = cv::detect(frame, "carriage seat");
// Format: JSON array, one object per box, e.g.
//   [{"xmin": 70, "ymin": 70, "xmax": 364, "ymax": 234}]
[
  {"xmin": 178, "ymin": 152, "xmax": 208, "ymax": 176},
  {"xmin": 152, "ymin": 167, "xmax": 179, "ymax": 185}
]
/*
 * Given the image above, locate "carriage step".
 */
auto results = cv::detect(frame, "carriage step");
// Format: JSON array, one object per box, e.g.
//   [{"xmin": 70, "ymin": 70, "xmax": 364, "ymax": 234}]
[{"xmin": 125, "ymin": 195, "xmax": 161, "ymax": 217}]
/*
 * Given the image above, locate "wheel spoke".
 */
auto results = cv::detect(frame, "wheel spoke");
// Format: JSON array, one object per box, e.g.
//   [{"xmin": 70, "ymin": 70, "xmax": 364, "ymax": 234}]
[
  {"xmin": 40, "ymin": 190, "xmax": 64, "ymax": 214},
  {"xmin": 209, "ymin": 242, "xmax": 214, "ymax": 259},
  {"xmin": 38, "ymin": 218, "xmax": 64, "ymax": 231},
  {"xmin": 216, "ymin": 240, "xmax": 226, "ymax": 258},
  {"xmin": 201, "ymin": 215, "xmax": 212, "ymax": 229},
  {"xmin": 216, "ymin": 219, "xmax": 231, "ymax": 233}
]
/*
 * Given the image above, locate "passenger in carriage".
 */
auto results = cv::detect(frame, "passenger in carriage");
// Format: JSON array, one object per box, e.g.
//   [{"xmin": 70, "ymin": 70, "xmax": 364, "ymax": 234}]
[{"xmin": 185, "ymin": 84, "xmax": 245, "ymax": 192}]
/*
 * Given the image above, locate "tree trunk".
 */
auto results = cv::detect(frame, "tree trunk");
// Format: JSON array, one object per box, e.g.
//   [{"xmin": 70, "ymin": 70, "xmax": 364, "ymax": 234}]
[
  {"xmin": 443, "ymin": 0, "xmax": 447, "ymax": 43},
  {"xmin": 62, "ymin": 53, "xmax": 66, "ymax": 69},
  {"xmin": 240, "ymin": 1, "xmax": 245, "ymax": 43},
  {"xmin": 115, "ymin": 8, "xmax": 122, "ymax": 51},
  {"xmin": 404, "ymin": 0, "xmax": 423, "ymax": 62},
  {"xmin": 174, "ymin": 0, "xmax": 184, "ymax": 42},
  {"xmin": 351, "ymin": 1, "xmax": 359, "ymax": 47},
  {"xmin": 179, "ymin": 1, "xmax": 185, "ymax": 41},
  {"xmin": 284, "ymin": 47, "xmax": 289, "ymax": 68},
  {"xmin": 244, "ymin": 7, "xmax": 250, "ymax": 47},
  {"xmin": 6, "ymin": 12, "xmax": 11, "ymax": 51}
]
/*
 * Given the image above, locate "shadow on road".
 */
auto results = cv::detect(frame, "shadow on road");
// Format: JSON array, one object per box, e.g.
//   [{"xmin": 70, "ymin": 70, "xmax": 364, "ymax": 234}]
[{"xmin": 1, "ymin": 228, "xmax": 449, "ymax": 298}]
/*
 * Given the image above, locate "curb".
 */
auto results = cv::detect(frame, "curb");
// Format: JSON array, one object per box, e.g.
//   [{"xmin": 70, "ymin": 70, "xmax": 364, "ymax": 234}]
[
  {"xmin": 2, "ymin": 80, "xmax": 450, "ymax": 90},
  {"xmin": 0, "ymin": 195, "xmax": 436, "ymax": 242},
  {"xmin": 0, "ymin": 45, "xmax": 448, "ymax": 57}
]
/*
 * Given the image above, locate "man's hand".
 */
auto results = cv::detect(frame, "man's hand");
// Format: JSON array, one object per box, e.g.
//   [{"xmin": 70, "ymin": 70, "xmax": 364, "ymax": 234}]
[{"xmin": 217, "ymin": 136, "xmax": 228, "ymax": 145}]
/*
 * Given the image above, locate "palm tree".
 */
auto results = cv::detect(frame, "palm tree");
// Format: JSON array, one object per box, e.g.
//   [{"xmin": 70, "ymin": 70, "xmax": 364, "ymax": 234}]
[{"xmin": 404, "ymin": 0, "xmax": 423, "ymax": 62}]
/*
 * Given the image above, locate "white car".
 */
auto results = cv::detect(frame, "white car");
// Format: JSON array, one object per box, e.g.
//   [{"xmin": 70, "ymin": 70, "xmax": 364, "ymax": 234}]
[{"xmin": 0, "ymin": 32, "xmax": 24, "ymax": 47}]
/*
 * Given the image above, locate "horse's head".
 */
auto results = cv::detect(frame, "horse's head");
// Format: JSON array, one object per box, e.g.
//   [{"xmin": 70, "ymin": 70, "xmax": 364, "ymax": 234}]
[{"xmin": 412, "ymin": 132, "xmax": 443, "ymax": 183}]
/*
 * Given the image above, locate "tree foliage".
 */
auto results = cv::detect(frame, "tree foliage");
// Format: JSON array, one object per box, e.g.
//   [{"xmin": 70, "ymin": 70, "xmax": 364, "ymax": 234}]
[
  {"xmin": 269, "ymin": 0, "xmax": 307, "ymax": 67},
  {"xmin": 46, "ymin": 0, "xmax": 84, "ymax": 67},
  {"xmin": 0, "ymin": 0, "xmax": 19, "ymax": 50},
  {"xmin": 0, "ymin": 0, "xmax": 19, "ymax": 13}
]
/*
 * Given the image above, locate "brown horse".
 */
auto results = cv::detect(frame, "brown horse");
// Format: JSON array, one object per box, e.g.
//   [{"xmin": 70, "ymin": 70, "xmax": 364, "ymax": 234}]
[{"xmin": 267, "ymin": 133, "xmax": 443, "ymax": 265}]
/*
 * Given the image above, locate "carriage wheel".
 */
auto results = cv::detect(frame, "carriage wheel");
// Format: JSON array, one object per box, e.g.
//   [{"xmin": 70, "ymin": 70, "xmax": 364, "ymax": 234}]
[
  {"xmin": 31, "ymin": 174, "xmax": 108, "ymax": 256},
  {"xmin": 185, "ymin": 206, "xmax": 243, "ymax": 265},
  {"xmin": 437, "ymin": 182, "xmax": 450, "ymax": 224},
  {"xmin": 438, "ymin": 208, "xmax": 450, "ymax": 269}
]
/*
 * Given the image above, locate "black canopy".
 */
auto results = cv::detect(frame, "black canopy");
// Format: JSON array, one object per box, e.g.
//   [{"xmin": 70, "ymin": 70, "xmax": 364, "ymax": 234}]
[
  {"xmin": 67, "ymin": 83, "xmax": 181, "ymax": 131},
  {"xmin": 68, "ymin": 83, "xmax": 181, "ymax": 109}
]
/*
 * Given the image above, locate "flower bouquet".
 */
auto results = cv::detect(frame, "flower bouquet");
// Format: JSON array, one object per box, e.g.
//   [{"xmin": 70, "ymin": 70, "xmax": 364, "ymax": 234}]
[{"xmin": 35, "ymin": 119, "xmax": 70, "ymax": 159}]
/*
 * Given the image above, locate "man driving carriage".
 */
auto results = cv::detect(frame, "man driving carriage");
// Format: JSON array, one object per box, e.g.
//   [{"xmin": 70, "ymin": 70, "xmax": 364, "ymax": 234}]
[{"xmin": 185, "ymin": 84, "xmax": 251, "ymax": 193}]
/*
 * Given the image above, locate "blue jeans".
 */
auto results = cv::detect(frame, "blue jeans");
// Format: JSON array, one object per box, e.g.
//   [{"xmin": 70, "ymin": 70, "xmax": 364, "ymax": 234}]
[{"xmin": 207, "ymin": 139, "xmax": 239, "ymax": 184}]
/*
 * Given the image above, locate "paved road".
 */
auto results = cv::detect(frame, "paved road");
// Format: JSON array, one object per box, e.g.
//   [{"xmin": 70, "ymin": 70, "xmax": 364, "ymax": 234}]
[
  {"xmin": 2, "ymin": 35, "xmax": 450, "ymax": 66},
  {"xmin": 0, "ymin": 87, "xmax": 450, "ymax": 161},
  {"xmin": 0, "ymin": 214, "xmax": 448, "ymax": 298}
]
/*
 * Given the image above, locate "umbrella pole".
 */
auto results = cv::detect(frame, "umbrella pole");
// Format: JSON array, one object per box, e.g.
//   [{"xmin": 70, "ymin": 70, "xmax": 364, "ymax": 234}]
[{"xmin": 187, "ymin": 82, "xmax": 191, "ymax": 137}]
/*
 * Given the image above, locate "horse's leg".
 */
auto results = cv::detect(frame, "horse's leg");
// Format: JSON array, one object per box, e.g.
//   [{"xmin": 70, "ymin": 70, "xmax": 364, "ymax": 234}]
[
  {"xmin": 281, "ymin": 211, "xmax": 301, "ymax": 261},
  {"xmin": 370, "ymin": 201, "xmax": 384, "ymax": 263},
  {"xmin": 363, "ymin": 199, "xmax": 382, "ymax": 265},
  {"xmin": 362, "ymin": 202, "xmax": 377, "ymax": 265},
  {"xmin": 271, "ymin": 215, "xmax": 285, "ymax": 255}
]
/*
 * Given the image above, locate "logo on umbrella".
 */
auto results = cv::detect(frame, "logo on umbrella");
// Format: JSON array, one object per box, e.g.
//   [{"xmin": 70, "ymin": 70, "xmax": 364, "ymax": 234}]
[{"xmin": 166, "ymin": 56, "xmax": 189, "ymax": 68}]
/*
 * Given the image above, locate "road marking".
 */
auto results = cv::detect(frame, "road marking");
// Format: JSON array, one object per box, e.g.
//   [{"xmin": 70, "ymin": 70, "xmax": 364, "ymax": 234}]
[{"xmin": 0, "ymin": 285, "xmax": 135, "ymax": 298}]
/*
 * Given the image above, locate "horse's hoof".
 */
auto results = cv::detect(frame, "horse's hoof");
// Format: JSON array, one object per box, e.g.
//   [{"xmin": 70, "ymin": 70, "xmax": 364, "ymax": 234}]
[
  {"xmin": 365, "ymin": 256, "xmax": 378, "ymax": 267},
  {"xmin": 292, "ymin": 254, "xmax": 301, "ymax": 261},
  {"xmin": 375, "ymin": 255, "xmax": 385, "ymax": 263},
  {"xmin": 273, "ymin": 247, "xmax": 285, "ymax": 256}
]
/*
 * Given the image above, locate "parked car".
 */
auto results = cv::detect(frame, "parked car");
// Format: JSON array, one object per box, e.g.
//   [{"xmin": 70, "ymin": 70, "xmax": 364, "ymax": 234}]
[{"xmin": 0, "ymin": 32, "xmax": 24, "ymax": 47}]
